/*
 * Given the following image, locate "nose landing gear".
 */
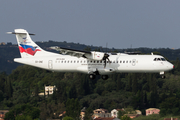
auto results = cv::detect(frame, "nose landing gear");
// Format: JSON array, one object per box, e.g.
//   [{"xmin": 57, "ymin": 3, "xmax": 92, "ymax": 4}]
[
  {"xmin": 161, "ymin": 75, "xmax": 166, "ymax": 79},
  {"xmin": 160, "ymin": 71, "xmax": 166, "ymax": 79}
]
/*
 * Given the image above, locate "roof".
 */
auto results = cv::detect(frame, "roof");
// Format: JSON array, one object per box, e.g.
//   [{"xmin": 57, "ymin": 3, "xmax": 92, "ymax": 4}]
[
  {"xmin": 94, "ymin": 118, "xmax": 120, "ymax": 120},
  {"xmin": 81, "ymin": 107, "xmax": 86, "ymax": 112},
  {"xmin": 0, "ymin": 110, "xmax": 9, "ymax": 112},
  {"xmin": 146, "ymin": 108, "xmax": 160, "ymax": 111},
  {"xmin": 111, "ymin": 109, "xmax": 122, "ymax": 111},
  {"xmin": 93, "ymin": 108, "xmax": 109, "ymax": 114},
  {"xmin": 164, "ymin": 118, "xmax": 179, "ymax": 120}
]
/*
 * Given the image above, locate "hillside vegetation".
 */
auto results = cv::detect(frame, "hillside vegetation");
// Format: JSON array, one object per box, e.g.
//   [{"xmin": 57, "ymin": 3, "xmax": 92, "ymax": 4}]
[{"xmin": 1, "ymin": 41, "xmax": 180, "ymax": 119}]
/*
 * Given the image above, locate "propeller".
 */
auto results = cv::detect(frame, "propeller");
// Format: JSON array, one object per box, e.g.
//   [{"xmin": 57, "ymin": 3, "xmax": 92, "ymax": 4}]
[
  {"xmin": 103, "ymin": 53, "xmax": 110, "ymax": 68},
  {"xmin": 102, "ymin": 43, "xmax": 111, "ymax": 68}
]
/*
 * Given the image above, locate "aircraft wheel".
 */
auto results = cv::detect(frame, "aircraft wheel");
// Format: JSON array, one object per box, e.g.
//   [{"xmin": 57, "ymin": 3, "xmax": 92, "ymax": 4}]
[
  {"xmin": 101, "ymin": 75, "xmax": 108, "ymax": 80},
  {"xmin": 89, "ymin": 74, "xmax": 96, "ymax": 80},
  {"xmin": 162, "ymin": 75, "xmax": 166, "ymax": 79}
]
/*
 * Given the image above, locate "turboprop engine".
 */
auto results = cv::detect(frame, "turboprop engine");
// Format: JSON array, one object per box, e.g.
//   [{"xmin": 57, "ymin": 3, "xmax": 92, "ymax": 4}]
[
  {"xmin": 85, "ymin": 51, "xmax": 110, "ymax": 67},
  {"xmin": 85, "ymin": 51, "xmax": 104, "ymax": 60}
]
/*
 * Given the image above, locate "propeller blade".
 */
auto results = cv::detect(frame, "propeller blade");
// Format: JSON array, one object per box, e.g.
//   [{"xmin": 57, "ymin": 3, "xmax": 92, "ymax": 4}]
[
  {"xmin": 103, "ymin": 53, "xmax": 110, "ymax": 68},
  {"xmin": 104, "ymin": 59, "xmax": 106, "ymax": 68},
  {"xmin": 107, "ymin": 57, "xmax": 110, "ymax": 64}
]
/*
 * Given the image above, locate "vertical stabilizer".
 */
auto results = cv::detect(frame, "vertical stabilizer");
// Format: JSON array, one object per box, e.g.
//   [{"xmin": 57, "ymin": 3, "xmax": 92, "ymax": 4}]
[{"xmin": 8, "ymin": 29, "xmax": 44, "ymax": 58}]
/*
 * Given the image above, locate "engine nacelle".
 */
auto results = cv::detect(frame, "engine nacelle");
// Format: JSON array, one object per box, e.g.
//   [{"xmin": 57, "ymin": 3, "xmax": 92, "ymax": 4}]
[{"xmin": 85, "ymin": 51, "xmax": 105, "ymax": 60}]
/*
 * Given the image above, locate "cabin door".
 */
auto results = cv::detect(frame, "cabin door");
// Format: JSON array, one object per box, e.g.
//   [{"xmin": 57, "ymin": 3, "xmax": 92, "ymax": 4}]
[{"xmin": 48, "ymin": 60, "xmax": 53, "ymax": 69}]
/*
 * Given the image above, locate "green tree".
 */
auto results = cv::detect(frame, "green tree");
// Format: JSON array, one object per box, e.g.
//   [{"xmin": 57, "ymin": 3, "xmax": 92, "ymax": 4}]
[
  {"xmin": 4, "ymin": 111, "xmax": 15, "ymax": 120},
  {"xmin": 68, "ymin": 84, "xmax": 77, "ymax": 99},
  {"xmin": 5, "ymin": 76, "xmax": 13, "ymax": 99},
  {"xmin": 5, "ymin": 104, "xmax": 40, "ymax": 120},
  {"xmin": 132, "ymin": 74, "xmax": 137, "ymax": 93},
  {"xmin": 160, "ymin": 97, "xmax": 180, "ymax": 116},
  {"xmin": 118, "ymin": 110, "xmax": 126, "ymax": 118},
  {"xmin": 66, "ymin": 98, "xmax": 80, "ymax": 120},
  {"xmin": 15, "ymin": 115, "xmax": 33, "ymax": 120},
  {"xmin": 120, "ymin": 115, "xmax": 131, "ymax": 120},
  {"xmin": 83, "ymin": 107, "xmax": 92, "ymax": 120},
  {"xmin": 63, "ymin": 116, "xmax": 74, "ymax": 120},
  {"xmin": 116, "ymin": 74, "xmax": 122, "ymax": 91}
]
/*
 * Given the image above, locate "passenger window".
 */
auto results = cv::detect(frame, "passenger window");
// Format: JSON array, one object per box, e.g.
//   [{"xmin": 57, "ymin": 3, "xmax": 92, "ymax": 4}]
[
  {"xmin": 117, "ymin": 61, "xmax": 118, "ymax": 63},
  {"xmin": 123, "ymin": 61, "xmax": 125, "ymax": 63},
  {"xmin": 120, "ymin": 61, "xmax": 122, "ymax": 63},
  {"xmin": 129, "ymin": 61, "xmax": 131, "ymax": 63},
  {"xmin": 126, "ymin": 61, "xmax": 128, "ymax": 63},
  {"xmin": 61, "ymin": 61, "xmax": 63, "ymax": 63}
]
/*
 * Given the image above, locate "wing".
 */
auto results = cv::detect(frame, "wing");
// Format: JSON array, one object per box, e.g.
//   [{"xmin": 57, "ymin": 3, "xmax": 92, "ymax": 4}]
[
  {"xmin": 50, "ymin": 46, "xmax": 91, "ymax": 58},
  {"xmin": 50, "ymin": 46, "xmax": 108, "ymax": 61}
]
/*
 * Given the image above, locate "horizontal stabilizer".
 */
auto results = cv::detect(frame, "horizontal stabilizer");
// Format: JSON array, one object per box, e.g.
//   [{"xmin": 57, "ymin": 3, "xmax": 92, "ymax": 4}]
[{"xmin": 7, "ymin": 32, "xmax": 35, "ymax": 35}]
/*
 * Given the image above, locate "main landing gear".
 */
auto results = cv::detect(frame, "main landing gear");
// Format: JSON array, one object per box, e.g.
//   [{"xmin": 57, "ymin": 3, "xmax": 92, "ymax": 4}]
[
  {"xmin": 89, "ymin": 74, "xmax": 96, "ymax": 80},
  {"xmin": 89, "ymin": 74, "xmax": 109, "ymax": 80},
  {"xmin": 101, "ymin": 75, "xmax": 109, "ymax": 80}
]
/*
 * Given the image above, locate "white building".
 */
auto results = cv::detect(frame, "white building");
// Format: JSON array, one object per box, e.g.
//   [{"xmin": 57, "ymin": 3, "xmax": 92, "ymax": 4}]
[
  {"xmin": 38, "ymin": 85, "xmax": 56, "ymax": 96},
  {"xmin": 45, "ymin": 85, "xmax": 56, "ymax": 95},
  {"xmin": 111, "ymin": 109, "xmax": 119, "ymax": 118}
]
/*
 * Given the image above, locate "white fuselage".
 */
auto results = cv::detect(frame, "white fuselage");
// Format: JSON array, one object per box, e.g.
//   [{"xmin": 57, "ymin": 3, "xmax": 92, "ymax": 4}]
[
  {"xmin": 14, "ymin": 53, "xmax": 174, "ymax": 75},
  {"xmin": 9, "ymin": 29, "xmax": 174, "ymax": 78}
]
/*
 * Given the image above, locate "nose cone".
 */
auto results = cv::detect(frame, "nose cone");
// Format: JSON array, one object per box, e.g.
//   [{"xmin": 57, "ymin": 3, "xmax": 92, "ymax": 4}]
[{"xmin": 167, "ymin": 62, "xmax": 174, "ymax": 71}]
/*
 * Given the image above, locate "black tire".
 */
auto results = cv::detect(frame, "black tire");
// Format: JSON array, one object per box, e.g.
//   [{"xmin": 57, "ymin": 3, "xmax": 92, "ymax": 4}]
[
  {"xmin": 162, "ymin": 75, "xmax": 166, "ymax": 79},
  {"xmin": 101, "ymin": 75, "xmax": 108, "ymax": 80},
  {"xmin": 89, "ymin": 74, "xmax": 96, "ymax": 79}
]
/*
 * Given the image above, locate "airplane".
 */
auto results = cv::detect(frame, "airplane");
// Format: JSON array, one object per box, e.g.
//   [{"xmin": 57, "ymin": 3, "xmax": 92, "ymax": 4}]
[{"xmin": 7, "ymin": 29, "xmax": 174, "ymax": 80}]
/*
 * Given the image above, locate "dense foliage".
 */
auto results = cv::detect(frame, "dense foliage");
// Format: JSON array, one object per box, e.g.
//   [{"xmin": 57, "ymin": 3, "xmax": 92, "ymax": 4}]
[
  {"xmin": 0, "ymin": 60, "xmax": 179, "ymax": 119},
  {"xmin": 1, "ymin": 41, "xmax": 180, "ymax": 119}
]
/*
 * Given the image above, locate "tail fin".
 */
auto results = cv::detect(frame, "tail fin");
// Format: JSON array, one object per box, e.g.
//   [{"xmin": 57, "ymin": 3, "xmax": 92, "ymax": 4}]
[{"xmin": 8, "ymin": 29, "xmax": 44, "ymax": 58}]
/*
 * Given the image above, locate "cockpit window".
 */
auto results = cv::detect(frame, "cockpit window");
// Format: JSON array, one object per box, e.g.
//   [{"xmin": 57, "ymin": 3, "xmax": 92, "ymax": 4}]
[
  {"xmin": 154, "ymin": 58, "xmax": 166, "ymax": 61},
  {"xmin": 161, "ymin": 58, "xmax": 166, "ymax": 61}
]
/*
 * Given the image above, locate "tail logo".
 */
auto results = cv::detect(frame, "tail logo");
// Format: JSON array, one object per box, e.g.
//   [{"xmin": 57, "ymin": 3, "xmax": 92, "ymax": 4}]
[
  {"xmin": 21, "ymin": 37, "xmax": 31, "ymax": 44},
  {"xmin": 19, "ymin": 44, "xmax": 41, "ymax": 56}
]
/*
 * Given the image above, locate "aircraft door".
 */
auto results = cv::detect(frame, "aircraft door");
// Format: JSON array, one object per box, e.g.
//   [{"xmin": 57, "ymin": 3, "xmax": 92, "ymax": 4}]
[
  {"xmin": 48, "ymin": 60, "xmax": 53, "ymax": 69},
  {"xmin": 132, "ymin": 59, "xmax": 136, "ymax": 66}
]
